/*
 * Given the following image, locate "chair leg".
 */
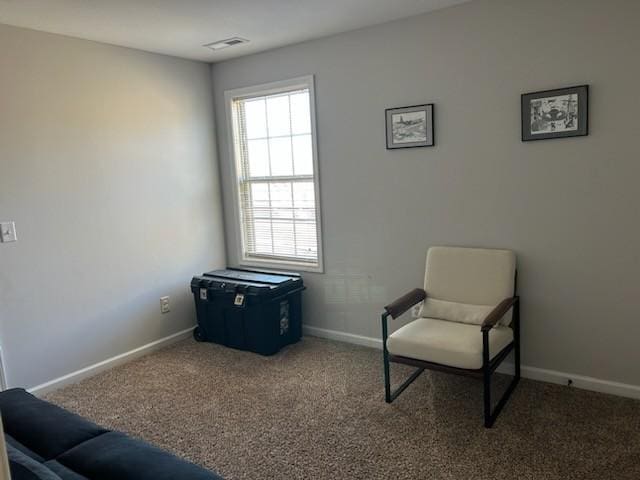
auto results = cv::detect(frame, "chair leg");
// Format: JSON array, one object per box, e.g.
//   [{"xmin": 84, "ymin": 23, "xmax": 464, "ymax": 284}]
[
  {"xmin": 382, "ymin": 312, "xmax": 424, "ymax": 403},
  {"xmin": 382, "ymin": 312, "xmax": 391, "ymax": 402},
  {"xmin": 514, "ymin": 300, "xmax": 521, "ymax": 381},
  {"xmin": 483, "ymin": 331, "xmax": 520, "ymax": 428},
  {"xmin": 484, "ymin": 372, "xmax": 519, "ymax": 428},
  {"xmin": 388, "ymin": 366, "xmax": 425, "ymax": 403},
  {"xmin": 383, "ymin": 344, "xmax": 392, "ymax": 403},
  {"xmin": 483, "ymin": 333, "xmax": 492, "ymax": 427}
]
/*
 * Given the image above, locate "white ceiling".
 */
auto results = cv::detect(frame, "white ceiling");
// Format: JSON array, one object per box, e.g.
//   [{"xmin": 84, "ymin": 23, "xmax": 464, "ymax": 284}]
[{"xmin": 0, "ymin": 0, "xmax": 470, "ymax": 63}]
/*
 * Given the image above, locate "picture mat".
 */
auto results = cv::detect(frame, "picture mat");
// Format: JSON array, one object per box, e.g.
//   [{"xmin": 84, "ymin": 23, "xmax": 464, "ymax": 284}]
[
  {"xmin": 530, "ymin": 93, "xmax": 579, "ymax": 135},
  {"xmin": 391, "ymin": 111, "xmax": 427, "ymax": 143}
]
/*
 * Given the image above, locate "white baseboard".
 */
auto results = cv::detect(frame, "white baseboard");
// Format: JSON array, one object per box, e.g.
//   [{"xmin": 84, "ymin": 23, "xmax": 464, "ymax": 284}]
[
  {"xmin": 303, "ymin": 325, "xmax": 383, "ymax": 349},
  {"xmin": 497, "ymin": 363, "xmax": 640, "ymax": 400},
  {"xmin": 28, "ymin": 327, "xmax": 195, "ymax": 397},
  {"xmin": 303, "ymin": 324, "xmax": 640, "ymax": 401},
  {"xmin": 23, "ymin": 323, "xmax": 640, "ymax": 401}
]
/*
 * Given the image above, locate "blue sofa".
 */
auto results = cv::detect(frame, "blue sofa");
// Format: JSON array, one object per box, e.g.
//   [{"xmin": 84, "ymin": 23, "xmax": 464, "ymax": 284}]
[{"xmin": 0, "ymin": 388, "xmax": 222, "ymax": 480}]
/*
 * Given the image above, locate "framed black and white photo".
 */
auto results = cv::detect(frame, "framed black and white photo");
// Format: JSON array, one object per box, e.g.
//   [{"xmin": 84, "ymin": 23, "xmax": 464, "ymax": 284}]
[
  {"xmin": 521, "ymin": 85, "xmax": 588, "ymax": 141},
  {"xmin": 385, "ymin": 104, "xmax": 434, "ymax": 149}
]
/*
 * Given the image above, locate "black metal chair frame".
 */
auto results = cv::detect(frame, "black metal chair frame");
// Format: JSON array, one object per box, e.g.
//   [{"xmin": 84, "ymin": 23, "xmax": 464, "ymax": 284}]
[{"xmin": 381, "ymin": 279, "xmax": 520, "ymax": 428}]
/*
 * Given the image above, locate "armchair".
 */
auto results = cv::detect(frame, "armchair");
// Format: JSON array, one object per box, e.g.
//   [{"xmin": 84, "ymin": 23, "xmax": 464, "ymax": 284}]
[{"xmin": 381, "ymin": 246, "xmax": 520, "ymax": 428}]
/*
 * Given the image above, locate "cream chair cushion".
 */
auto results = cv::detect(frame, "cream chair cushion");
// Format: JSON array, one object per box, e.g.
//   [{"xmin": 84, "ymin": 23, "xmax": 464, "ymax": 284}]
[
  {"xmin": 419, "ymin": 298, "xmax": 494, "ymax": 326},
  {"xmin": 423, "ymin": 246, "xmax": 516, "ymax": 325},
  {"xmin": 386, "ymin": 317, "xmax": 513, "ymax": 370}
]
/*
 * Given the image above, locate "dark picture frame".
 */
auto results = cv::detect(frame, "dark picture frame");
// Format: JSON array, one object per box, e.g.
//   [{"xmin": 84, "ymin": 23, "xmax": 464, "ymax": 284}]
[
  {"xmin": 521, "ymin": 85, "xmax": 589, "ymax": 141},
  {"xmin": 385, "ymin": 104, "xmax": 434, "ymax": 149}
]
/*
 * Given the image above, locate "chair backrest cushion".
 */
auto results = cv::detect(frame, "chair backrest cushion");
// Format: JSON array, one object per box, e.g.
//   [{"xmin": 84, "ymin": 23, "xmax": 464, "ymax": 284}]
[{"xmin": 422, "ymin": 246, "xmax": 516, "ymax": 325}]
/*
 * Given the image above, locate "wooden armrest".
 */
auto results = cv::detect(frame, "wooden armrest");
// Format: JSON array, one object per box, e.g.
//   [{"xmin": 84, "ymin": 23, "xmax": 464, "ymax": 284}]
[
  {"xmin": 481, "ymin": 296, "xmax": 519, "ymax": 332},
  {"xmin": 383, "ymin": 288, "xmax": 426, "ymax": 319}
]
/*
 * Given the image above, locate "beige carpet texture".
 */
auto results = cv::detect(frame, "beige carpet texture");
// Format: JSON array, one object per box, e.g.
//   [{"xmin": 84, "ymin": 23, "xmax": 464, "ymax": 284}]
[{"xmin": 46, "ymin": 337, "xmax": 640, "ymax": 480}]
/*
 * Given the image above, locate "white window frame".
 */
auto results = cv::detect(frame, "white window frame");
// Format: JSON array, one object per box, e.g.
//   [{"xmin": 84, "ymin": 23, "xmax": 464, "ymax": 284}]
[{"xmin": 224, "ymin": 75, "xmax": 324, "ymax": 273}]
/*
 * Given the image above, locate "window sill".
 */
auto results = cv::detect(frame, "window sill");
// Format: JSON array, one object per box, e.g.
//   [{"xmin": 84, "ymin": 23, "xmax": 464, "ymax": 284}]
[{"xmin": 238, "ymin": 256, "xmax": 324, "ymax": 274}]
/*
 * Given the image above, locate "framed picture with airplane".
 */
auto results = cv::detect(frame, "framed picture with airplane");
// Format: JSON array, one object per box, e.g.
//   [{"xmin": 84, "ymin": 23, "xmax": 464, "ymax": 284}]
[
  {"xmin": 385, "ymin": 103, "xmax": 434, "ymax": 149},
  {"xmin": 521, "ymin": 85, "xmax": 589, "ymax": 141}
]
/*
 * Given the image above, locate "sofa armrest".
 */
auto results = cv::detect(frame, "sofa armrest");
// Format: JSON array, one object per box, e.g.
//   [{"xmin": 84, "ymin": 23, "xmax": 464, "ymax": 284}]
[
  {"xmin": 383, "ymin": 288, "xmax": 426, "ymax": 319},
  {"xmin": 0, "ymin": 388, "xmax": 107, "ymax": 461},
  {"xmin": 481, "ymin": 296, "xmax": 519, "ymax": 332},
  {"xmin": 57, "ymin": 431, "xmax": 223, "ymax": 480}
]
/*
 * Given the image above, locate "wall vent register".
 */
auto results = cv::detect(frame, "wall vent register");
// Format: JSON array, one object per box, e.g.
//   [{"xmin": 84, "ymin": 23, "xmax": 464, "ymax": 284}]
[{"xmin": 204, "ymin": 37, "xmax": 249, "ymax": 51}]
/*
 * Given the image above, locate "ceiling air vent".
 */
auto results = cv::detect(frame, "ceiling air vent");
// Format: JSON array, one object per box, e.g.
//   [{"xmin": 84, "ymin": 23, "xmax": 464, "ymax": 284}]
[{"xmin": 204, "ymin": 37, "xmax": 249, "ymax": 51}]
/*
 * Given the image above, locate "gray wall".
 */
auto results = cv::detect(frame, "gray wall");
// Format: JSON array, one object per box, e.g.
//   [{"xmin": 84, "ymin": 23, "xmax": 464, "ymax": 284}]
[
  {"xmin": 212, "ymin": 0, "xmax": 640, "ymax": 385},
  {"xmin": 0, "ymin": 24, "xmax": 225, "ymax": 389}
]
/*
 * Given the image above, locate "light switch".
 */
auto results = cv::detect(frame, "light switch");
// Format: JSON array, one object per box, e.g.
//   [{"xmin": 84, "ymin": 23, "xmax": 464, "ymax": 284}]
[{"xmin": 0, "ymin": 222, "xmax": 17, "ymax": 243}]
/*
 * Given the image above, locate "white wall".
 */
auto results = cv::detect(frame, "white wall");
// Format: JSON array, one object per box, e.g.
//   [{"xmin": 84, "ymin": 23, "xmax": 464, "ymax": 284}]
[
  {"xmin": 0, "ymin": 24, "xmax": 225, "ymax": 389},
  {"xmin": 212, "ymin": 0, "xmax": 640, "ymax": 386}
]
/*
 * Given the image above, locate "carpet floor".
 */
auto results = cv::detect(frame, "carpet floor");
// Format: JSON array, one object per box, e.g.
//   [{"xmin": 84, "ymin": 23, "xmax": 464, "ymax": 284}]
[{"xmin": 46, "ymin": 337, "xmax": 640, "ymax": 480}]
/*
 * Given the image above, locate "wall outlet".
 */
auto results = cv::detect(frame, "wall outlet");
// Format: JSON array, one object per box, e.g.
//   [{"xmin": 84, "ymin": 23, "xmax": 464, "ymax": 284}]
[
  {"xmin": 0, "ymin": 222, "xmax": 17, "ymax": 243},
  {"xmin": 160, "ymin": 296, "xmax": 170, "ymax": 314}
]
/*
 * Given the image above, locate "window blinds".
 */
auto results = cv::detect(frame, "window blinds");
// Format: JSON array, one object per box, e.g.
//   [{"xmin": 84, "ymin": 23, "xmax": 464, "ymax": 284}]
[{"xmin": 232, "ymin": 88, "xmax": 319, "ymax": 265}]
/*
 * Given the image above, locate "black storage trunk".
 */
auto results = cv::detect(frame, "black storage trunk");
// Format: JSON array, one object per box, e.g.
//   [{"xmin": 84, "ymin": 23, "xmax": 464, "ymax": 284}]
[{"xmin": 191, "ymin": 268, "xmax": 305, "ymax": 355}]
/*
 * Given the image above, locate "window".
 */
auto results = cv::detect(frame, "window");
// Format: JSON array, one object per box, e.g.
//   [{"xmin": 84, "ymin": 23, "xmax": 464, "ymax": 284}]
[{"xmin": 226, "ymin": 76, "xmax": 323, "ymax": 272}]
